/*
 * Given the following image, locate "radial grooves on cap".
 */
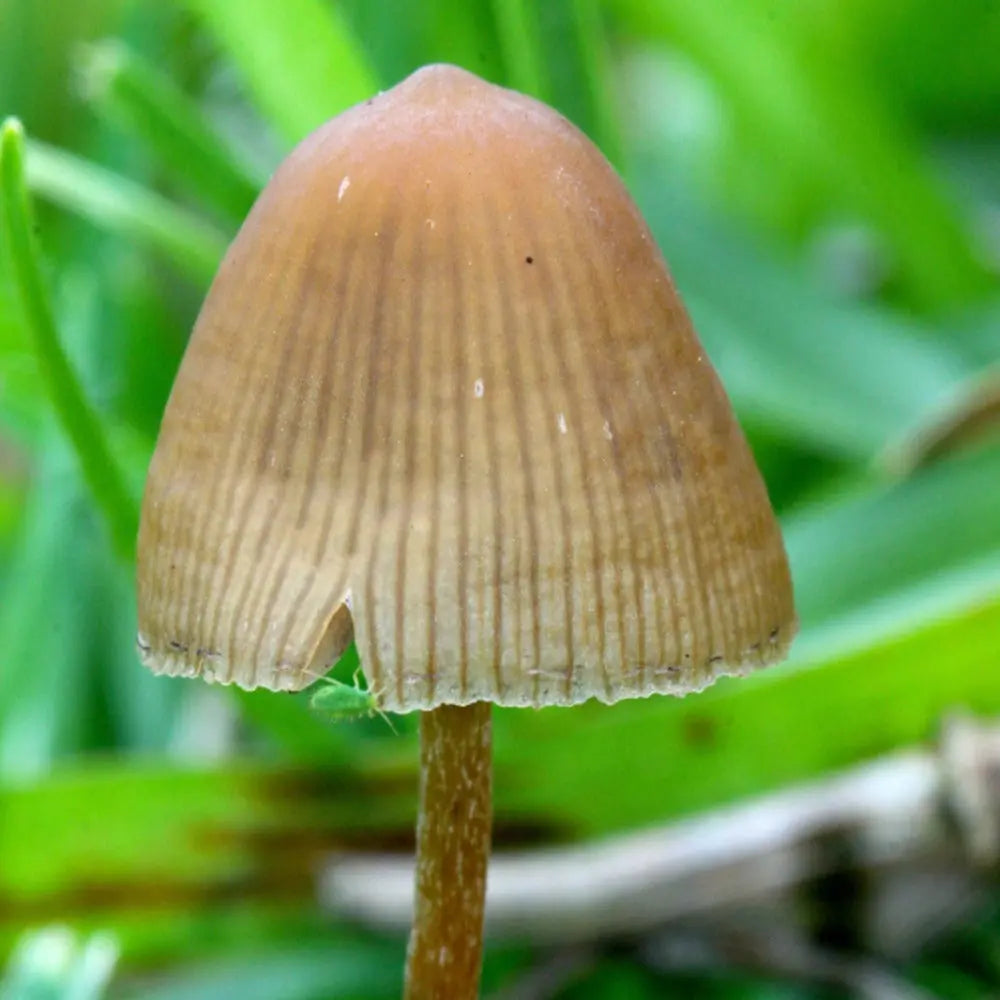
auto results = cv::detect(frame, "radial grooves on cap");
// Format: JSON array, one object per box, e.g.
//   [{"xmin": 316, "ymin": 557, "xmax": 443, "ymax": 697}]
[
  {"xmin": 621, "ymin": 270, "xmax": 706, "ymax": 673},
  {"xmin": 187, "ymin": 221, "xmax": 307, "ymax": 681},
  {"xmin": 420, "ymin": 202, "xmax": 451, "ymax": 709},
  {"xmin": 543, "ymin": 216, "xmax": 625, "ymax": 695},
  {"xmin": 292, "ymin": 215, "xmax": 378, "ymax": 672},
  {"xmin": 524, "ymin": 206, "xmax": 608, "ymax": 700},
  {"xmin": 136, "ymin": 65, "xmax": 796, "ymax": 708},
  {"xmin": 652, "ymin": 286, "xmax": 716, "ymax": 670},
  {"xmin": 576, "ymin": 233, "xmax": 671, "ymax": 683},
  {"xmin": 268, "ymin": 211, "xmax": 369, "ymax": 680},
  {"xmin": 209, "ymin": 207, "xmax": 329, "ymax": 686},
  {"xmin": 163, "ymin": 235, "xmax": 271, "ymax": 673},
  {"xmin": 267, "ymin": 209, "xmax": 370, "ymax": 687},
  {"xmin": 493, "ymin": 196, "xmax": 577, "ymax": 707},
  {"xmin": 392, "ymin": 187, "xmax": 426, "ymax": 707},
  {"xmin": 453, "ymin": 204, "xmax": 472, "ymax": 703},
  {"xmin": 486, "ymin": 210, "xmax": 544, "ymax": 696},
  {"xmin": 244, "ymin": 215, "xmax": 363, "ymax": 686},
  {"xmin": 477, "ymin": 200, "xmax": 518, "ymax": 702},
  {"xmin": 631, "ymin": 271, "xmax": 707, "ymax": 671},
  {"xmin": 637, "ymin": 278, "xmax": 727, "ymax": 672},
  {"xmin": 357, "ymin": 217, "xmax": 403, "ymax": 699},
  {"xmin": 695, "ymin": 356, "xmax": 747, "ymax": 664},
  {"xmin": 610, "ymin": 235, "xmax": 689, "ymax": 681},
  {"xmin": 232, "ymin": 234, "xmax": 334, "ymax": 686},
  {"xmin": 365, "ymin": 211, "xmax": 408, "ymax": 704},
  {"xmin": 472, "ymin": 195, "xmax": 506, "ymax": 701},
  {"xmin": 531, "ymin": 241, "xmax": 578, "ymax": 706},
  {"xmin": 245, "ymin": 216, "xmax": 343, "ymax": 687}
]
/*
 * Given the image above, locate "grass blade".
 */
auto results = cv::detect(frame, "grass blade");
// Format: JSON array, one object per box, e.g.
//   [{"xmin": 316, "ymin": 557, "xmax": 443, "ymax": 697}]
[
  {"xmin": 491, "ymin": 0, "xmax": 548, "ymax": 98},
  {"xmin": 0, "ymin": 438, "xmax": 99, "ymax": 774},
  {"xmin": 608, "ymin": 0, "xmax": 992, "ymax": 312},
  {"xmin": 181, "ymin": 0, "xmax": 378, "ymax": 144},
  {"xmin": 80, "ymin": 40, "xmax": 262, "ymax": 223},
  {"xmin": 3, "ymin": 594, "xmax": 997, "ymax": 952},
  {"xmin": 25, "ymin": 139, "xmax": 228, "ymax": 285},
  {"xmin": 566, "ymin": 0, "xmax": 625, "ymax": 166},
  {"xmin": 634, "ymin": 174, "xmax": 970, "ymax": 458},
  {"xmin": 0, "ymin": 119, "xmax": 137, "ymax": 559},
  {"xmin": 496, "ymin": 588, "xmax": 1000, "ymax": 836}
]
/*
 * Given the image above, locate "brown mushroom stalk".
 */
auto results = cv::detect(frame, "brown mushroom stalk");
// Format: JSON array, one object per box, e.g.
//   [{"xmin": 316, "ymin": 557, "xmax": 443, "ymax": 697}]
[
  {"xmin": 136, "ymin": 64, "xmax": 796, "ymax": 1000},
  {"xmin": 406, "ymin": 703, "xmax": 492, "ymax": 999}
]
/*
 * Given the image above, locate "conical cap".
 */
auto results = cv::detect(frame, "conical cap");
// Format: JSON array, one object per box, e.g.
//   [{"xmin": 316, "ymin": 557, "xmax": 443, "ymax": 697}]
[{"xmin": 136, "ymin": 64, "xmax": 796, "ymax": 711}]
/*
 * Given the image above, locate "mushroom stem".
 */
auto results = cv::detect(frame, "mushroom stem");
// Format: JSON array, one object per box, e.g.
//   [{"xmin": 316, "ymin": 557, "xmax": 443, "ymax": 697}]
[{"xmin": 404, "ymin": 701, "xmax": 493, "ymax": 1000}]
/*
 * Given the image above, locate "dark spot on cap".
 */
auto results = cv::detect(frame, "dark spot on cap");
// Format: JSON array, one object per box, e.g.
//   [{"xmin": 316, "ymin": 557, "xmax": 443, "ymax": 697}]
[{"xmin": 525, "ymin": 256, "xmax": 534, "ymax": 264}]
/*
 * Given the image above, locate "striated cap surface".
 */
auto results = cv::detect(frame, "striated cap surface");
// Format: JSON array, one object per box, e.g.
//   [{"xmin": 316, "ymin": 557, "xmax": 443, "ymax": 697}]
[{"xmin": 136, "ymin": 64, "xmax": 796, "ymax": 711}]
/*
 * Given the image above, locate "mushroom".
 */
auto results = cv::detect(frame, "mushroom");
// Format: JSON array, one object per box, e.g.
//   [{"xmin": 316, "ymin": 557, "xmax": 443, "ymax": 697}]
[{"xmin": 136, "ymin": 65, "xmax": 796, "ymax": 999}]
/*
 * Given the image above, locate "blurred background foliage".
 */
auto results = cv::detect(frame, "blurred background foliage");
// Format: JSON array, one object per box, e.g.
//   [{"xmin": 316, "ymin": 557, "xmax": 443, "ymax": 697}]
[{"xmin": 0, "ymin": 0, "xmax": 998, "ymax": 997}]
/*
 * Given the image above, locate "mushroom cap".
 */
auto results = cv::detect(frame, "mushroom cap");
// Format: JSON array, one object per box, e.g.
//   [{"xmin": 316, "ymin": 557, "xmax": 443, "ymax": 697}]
[{"xmin": 136, "ymin": 64, "xmax": 796, "ymax": 712}]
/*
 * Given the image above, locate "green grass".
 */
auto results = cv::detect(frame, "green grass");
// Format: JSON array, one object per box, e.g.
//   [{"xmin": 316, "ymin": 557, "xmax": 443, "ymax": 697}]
[{"xmin": 0, "ymin": 1, "xmax": 998, "ymax": 997}]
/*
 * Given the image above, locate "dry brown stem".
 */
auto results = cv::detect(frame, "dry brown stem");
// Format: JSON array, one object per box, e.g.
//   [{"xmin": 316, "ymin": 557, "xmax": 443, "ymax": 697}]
[{"xmin": 404, "ymin": 702, "xmax": 493, "ymax": 999}]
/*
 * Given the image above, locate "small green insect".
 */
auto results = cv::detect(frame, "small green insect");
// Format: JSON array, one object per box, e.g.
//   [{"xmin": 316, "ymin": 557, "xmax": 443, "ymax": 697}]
[{"xmin": 308, "ymin": 667, "xmax": 397, "ymax": 732}]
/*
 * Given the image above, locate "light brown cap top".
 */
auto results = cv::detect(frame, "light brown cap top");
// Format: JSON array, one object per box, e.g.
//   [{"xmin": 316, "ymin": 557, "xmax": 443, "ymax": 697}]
[{"xmin": 136, "ymin": 64, "xmax": 796, "ymax": 712}]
